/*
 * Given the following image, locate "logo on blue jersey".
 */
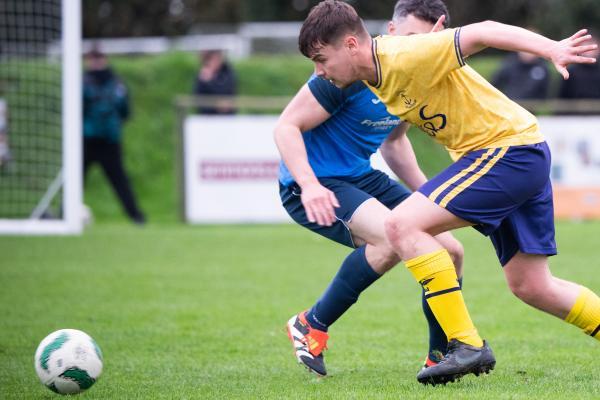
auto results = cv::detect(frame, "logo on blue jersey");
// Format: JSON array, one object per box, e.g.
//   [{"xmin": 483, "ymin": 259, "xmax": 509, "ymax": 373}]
[{"xmin": 361, "ymin": 116, "xmax": 401, "ymax": 130}]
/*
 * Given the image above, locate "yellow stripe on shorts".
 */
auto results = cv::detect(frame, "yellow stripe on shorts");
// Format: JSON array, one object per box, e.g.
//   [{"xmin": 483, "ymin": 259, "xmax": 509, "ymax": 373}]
[
  {"xmin": 428, "ymin": 148, "xmax": 496, "ymax": 204},
  {"xmin": 438, "ymin": 147, "xmax": 509, "ymax": 208}
]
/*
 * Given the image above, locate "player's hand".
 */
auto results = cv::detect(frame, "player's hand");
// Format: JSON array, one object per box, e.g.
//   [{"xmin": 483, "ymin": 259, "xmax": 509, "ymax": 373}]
[
  {"xmin": 550, "ymin": 29, "xmax": 597, "ymax": 80},
  {"xmin": 300, "ymin": 182, "xmax": 340, "ymax": 226},
  {"xmin": 430, "ymin": 15, "xmax": 446, "ymax": 33}
]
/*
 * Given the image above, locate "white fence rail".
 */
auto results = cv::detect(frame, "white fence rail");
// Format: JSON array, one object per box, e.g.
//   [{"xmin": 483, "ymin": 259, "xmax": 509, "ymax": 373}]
[{"xmin": 81, "ymin": 20, "xmax": 389, "ymax": 58}]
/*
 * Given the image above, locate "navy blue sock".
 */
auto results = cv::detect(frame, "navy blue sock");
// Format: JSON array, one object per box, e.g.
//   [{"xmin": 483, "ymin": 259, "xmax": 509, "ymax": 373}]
[
  {"xmin": 306, "ymin": 246, "xmax": 381, "ymax": 332},
  {"xmin": 422, "ymin": 276, "xmax": 463, "ymax": 359}
]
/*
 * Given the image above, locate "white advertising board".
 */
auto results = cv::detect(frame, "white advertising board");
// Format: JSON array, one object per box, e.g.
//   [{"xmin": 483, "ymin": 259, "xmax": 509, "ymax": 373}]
[
  {"xmin": 538, "ymin": 116, "xmax": 600, "ymax": 186},
  {"xmin": 538, "ymin": 116, "xmax": 600, "ymax": 219},
  {"xmin": 183, "ymin": 115, "xmax": 395, "ymax": 224}
]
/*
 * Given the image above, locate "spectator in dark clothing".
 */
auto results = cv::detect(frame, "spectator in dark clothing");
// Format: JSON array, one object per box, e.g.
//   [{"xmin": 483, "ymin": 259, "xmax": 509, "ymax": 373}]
[
  {"xmin": 193, "ymin": 50, "xmax": 237, "ymax": 114},
  {"xmin": 559, "ymin": 34, "xmax": 600, "ymax": 99},
  {"xmin": 83, "ymin": 48, "xmax": 146, "ymax": 224},
  {"xmin": 491, "ymin": 51, "xmax": 550, "ymax": 100},
  {"xmin": 0, "ymin": 98, "xmax": 12, "ymax": 170}
]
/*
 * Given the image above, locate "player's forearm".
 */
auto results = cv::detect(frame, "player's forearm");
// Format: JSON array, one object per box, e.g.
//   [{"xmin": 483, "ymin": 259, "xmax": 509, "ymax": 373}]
[
  {"xmin": 381, "ymin": 135, "xmax": 427, "ymax": 191},
  {"xmin": 460, "ymin": 21, "xmax": 556, "ymax": 59},
  {"xmin": 274, "ymin": 124, "xmax": 319, "ymax": 187},
  {"xmin": 389, "ymin": 159, "xmax": 428, "ymax": 191}
]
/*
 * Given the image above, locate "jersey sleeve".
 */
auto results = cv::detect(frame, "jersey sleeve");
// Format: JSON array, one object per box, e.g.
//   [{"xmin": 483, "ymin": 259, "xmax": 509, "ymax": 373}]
[
  {"xmin": 307, "ymin": 76, "xmax": 347, "ymax": 114},
  {"xmin": 391, "ymin": 28, "xmax": 465, "ymax": 88}
]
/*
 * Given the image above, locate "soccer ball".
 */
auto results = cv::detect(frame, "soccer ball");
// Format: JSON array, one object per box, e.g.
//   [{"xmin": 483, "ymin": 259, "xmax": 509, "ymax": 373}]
[{"xmin": 34, "ymin": 329, "xmax": 103, "ymax": 394}]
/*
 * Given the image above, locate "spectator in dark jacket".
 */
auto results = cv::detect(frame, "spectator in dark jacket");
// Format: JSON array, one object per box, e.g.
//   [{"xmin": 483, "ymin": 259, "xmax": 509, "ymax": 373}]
[
  {"xmin": 83, "ymin": 48, "xmax": 146, "ymax": 224},
  {"xmin": 193, "ymin": 50, "xmax": 237, "ymax": 114},
  {"xmin": 491, "ymin": 51, "xmax": 550, "ymax": 100}
]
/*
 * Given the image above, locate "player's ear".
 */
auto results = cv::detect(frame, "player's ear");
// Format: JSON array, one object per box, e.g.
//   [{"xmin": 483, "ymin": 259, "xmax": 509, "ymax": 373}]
[
  {"xmin": 387, "ymin": 20, "xmax": 396, "ymax": 35},
  {"xmin": 345, "ymin": 35, "xmax": 361, "ymax": 54},
  {"xmin": 431, "ymin": 15, "xmax": 446, "ymax": 33}
]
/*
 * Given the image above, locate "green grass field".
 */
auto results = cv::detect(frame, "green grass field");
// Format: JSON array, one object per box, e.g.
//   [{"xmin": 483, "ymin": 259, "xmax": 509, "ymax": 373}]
[{"xmin": 1, "ymin": 221, "xmax": 599, "ymax": 399}]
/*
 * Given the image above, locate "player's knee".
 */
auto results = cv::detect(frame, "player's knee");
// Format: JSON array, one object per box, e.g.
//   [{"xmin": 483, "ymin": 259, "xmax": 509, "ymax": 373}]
[
  {"xmin": 384, "ymin": 214, "xmax": 409, "ymax": 248},
  {"xmin": 507, "ymin": 279, "xmax": 527, "ymax": 302},
  {"xmin": 507, "ymin": 277, "xmax": 542, "ymax": 305}
]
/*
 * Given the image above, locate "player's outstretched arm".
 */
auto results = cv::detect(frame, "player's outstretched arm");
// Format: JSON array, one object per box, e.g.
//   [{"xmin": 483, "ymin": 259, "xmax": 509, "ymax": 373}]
[
  {"xmin": 459, "ymin": 21, "xmax": 597, "ymax": 79},
  {"xmin": 274, "ymin": 84, "xmax": 340, "ymax": 226},
  {"xmin": 380, "ymin": 123, "xmax": 428, "ymax": 191}
]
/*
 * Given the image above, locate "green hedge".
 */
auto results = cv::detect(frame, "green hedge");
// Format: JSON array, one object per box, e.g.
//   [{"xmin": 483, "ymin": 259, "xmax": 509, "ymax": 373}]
[{"xmin": 85, "ymin": 53, "xmax": 501, "ymax": 223}]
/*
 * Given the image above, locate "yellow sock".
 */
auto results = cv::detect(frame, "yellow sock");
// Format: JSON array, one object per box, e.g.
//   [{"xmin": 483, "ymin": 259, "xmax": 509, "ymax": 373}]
[
  {"xmin": 565, "ymin": 286, "xmax": 600, "ymax": 341},
  {"xmin": 406, "ymin": 249, "xmax": 483, "ymax": 348}
]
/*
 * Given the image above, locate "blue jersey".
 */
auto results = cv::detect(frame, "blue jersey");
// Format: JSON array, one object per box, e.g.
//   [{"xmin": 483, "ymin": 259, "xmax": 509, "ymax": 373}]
[{"xmin": 278, "ymin": 76, "xmax": 401, "ymax": 186}]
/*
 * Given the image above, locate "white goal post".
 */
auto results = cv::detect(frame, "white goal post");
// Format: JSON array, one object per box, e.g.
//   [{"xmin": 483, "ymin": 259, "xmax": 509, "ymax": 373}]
[{"xmin": 0, "ymin": 0, "xmax": 82, "ymax": 235}]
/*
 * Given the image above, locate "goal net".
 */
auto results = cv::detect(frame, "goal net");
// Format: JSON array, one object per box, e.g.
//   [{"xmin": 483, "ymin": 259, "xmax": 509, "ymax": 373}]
[{"xmin": 0, "ymin": 0, "xmax": 82, "ymax": 234}]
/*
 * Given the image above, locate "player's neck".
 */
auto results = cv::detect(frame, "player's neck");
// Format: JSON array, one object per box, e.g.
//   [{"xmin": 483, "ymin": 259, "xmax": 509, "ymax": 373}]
[
  {"xmin": 364, "ymin": 40, "xmax": 379, "ymax": 86},
  {"xmin": 360, "ymin": 39, "xmax": 379, "ymax": 86}
]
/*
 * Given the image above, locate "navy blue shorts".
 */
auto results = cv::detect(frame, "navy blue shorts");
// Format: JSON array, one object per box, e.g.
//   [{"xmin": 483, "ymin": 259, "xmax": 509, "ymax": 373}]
[
  {"xmin": 418, "ymin": 142, "xmax": 557, "ymax": 266},
  {"xmin": 280, "ymin": 169, "xmax": 411, "ymax": 248}
]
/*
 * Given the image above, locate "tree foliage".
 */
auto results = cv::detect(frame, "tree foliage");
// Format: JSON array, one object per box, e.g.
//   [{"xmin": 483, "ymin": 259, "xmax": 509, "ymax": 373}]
[{"xmin": 83, "ymin": 0, "xmax": 599, "ymax": 38}]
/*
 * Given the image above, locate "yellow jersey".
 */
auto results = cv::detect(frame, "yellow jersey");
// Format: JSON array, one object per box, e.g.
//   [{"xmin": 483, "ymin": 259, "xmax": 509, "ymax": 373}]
[{"xmin": 366, "ymin": 28, "xmax": 544, "ymax": 160}]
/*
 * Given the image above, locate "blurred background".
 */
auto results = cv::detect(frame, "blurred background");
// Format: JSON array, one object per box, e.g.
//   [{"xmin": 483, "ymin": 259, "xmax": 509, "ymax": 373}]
[
  {"xmin": 2, "ymin": 0, "xmax": 600, "ymax": 227},
  {"xmin": 82, "ymin": 0, "xmax": 600, "ymax": 224},
  {"xmin": 83, "ymin": 0, "xmax": 599, "ymax": 38}
]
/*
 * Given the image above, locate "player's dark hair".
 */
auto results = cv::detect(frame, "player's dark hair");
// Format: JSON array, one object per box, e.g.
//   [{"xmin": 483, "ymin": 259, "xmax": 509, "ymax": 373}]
[
  {"xmin": 299, "ymin": 0, "xmax": 369, "ymax": 58},
  {"xmin": 392, "ymin": 0, "xmax": 450, "ymax": 28}
]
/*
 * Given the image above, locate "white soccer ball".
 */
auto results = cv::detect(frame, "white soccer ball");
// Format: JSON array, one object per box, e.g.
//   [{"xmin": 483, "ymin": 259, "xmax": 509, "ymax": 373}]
[{"xmin": 34, "ymin": 329, "xmax": 103, "ymax": 395}]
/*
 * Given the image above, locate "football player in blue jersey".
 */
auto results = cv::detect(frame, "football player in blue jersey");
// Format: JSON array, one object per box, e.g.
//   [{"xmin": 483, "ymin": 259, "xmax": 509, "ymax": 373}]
[{"xmin": 278, "ymin": 0, "xmax": 457, "ymax": 378}]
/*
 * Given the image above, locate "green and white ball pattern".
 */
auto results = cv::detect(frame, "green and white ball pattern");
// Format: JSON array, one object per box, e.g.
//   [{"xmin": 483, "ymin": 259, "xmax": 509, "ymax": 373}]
[{"xmin": 34, "ymin": 329, "xmax": 103, "ymax": 394}]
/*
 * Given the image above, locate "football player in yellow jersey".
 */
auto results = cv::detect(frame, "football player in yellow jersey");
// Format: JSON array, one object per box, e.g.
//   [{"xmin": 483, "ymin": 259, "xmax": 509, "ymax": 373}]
[
  {"xmin": 299, "ymin": 0, "xmax": 600, "ymax": 385},
  {"xmin": 280, "ymin": 3, "xmax": 459, "ymax": 380}
]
